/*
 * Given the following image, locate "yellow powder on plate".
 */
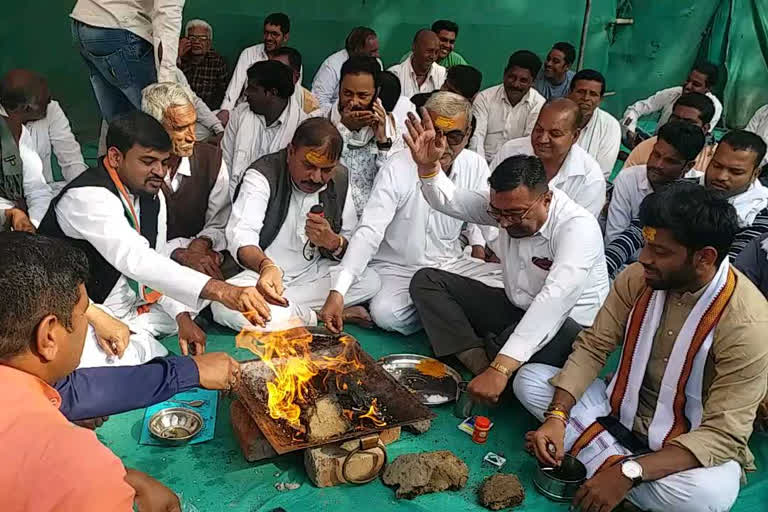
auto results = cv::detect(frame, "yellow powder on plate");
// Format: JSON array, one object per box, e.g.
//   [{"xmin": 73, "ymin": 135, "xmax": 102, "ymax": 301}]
[{"xmin": 416, "ymin": 359, "xmax": 448, "ymax": 378}]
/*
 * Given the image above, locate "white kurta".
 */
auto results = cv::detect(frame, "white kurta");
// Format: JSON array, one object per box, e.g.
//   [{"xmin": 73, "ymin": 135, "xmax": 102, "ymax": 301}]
[
  {"xmin": 55, "ymin": 186, "xmax": 211, "ymax": 367},
  {"xmin": 213, "ymin": 169, "xmax": 380, "ymax": 331},
  {"xmin": 622, "ymin": 86, "xmax": 722, "ymax": 134},
  {"xmin": 577, "ymin": 107, "xmax": 622, "ymax": 178},
  {"xmin": 162, "ymin": 155, "xmax": 231, "ymax": 254},
  {"xmin": 1, "ymin": 126, "xmax": 54, "ymax": 228},
  {"xmin": 221, "ymin": 101, "xmax": 308, "ymax": 197},
  {"xmin": 470, "ymin": 85, "xmax": 545, "ymax": 163},
  {"xmin": 514, "ymin": 363, "xmax": 741, "ymax": 512},
  {"xmin": 419, "ymin": 177, "xmax": 609, "ymax": 362},
  {"xmin": 491, "ymin": 137, "xmax": 607, "ymax": 218},
  {"xmin": 604, "ymin": 165, "xmax": 652, "ymax": 244},
  {"xmin": 387, "ymin": 59, "xmax": 447, "ymax": 99},
  {"xmin": 220, "ymin": 43, "xmax": 304, "ymax": 111},
  {"xmin": 746, "ymin": 104, "xmax": 768, "ymax": 167},
  {"xmin": 311, "ymin": 48, "xmax": 349, "ymax": 108},
  {"xmin": 332, "ymin": 149, "xmax": 502, "ymax": 335},
  {"xmin": 0, "ymin": 102, "xmax": 87, "ymax": 189}
]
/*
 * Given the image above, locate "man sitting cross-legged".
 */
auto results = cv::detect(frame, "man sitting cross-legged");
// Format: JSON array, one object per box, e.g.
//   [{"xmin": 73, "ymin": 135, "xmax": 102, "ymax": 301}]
[
  {"xmin": 517, "ymin": 182, "xmax": 768, "ymax": 512},
  {"xmin": 402, "ymin": 109, "xmax": 608, "ymax": 402},
  {"xmin": 211, "ymin": 117, "xmax": 380, "ymax": 332},
  {"xmin": 319, "ymin": 92, "xmax": 502, "ymax": 336},
  {"xmin": 142, "ymin": 82, "xmax": 231, "ymax": 280},
  {"xmin": 38, "ymin": 111, "xmax": 271, "ymax": 366}
]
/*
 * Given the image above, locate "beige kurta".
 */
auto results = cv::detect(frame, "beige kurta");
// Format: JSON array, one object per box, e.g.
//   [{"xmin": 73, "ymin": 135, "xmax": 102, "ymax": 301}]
[{"xmin": 552, "ymin": 262, "xmax": 768, "ymax": 470}]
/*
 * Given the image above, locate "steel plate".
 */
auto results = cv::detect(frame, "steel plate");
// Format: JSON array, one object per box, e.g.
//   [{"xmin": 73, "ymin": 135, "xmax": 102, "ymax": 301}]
[{"xmin": 377, "ymin": 354, "xmax": 462, "ymax": 406}]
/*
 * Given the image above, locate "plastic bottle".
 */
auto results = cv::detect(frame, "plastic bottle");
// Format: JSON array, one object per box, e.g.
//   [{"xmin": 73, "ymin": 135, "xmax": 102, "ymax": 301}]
[{"xmin": 472, "ymin": 416, "xmax": 491, "ymax": 444}]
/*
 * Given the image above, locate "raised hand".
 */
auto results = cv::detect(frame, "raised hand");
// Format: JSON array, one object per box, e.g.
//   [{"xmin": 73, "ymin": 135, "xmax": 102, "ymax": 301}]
[{"xmin": 403, "ymin": 107, "xmax": 446, "ymax": 173}]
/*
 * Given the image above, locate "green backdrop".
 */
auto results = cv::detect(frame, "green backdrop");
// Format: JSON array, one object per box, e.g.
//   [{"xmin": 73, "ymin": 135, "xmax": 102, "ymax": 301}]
[{"xmin": 2, "ymin": 1, "xmax": 768, "ymax": 140}]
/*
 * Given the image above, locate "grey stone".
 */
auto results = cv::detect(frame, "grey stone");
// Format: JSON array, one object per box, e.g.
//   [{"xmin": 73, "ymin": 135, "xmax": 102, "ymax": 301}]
[{"xmin": 403, "ymin": 419, "xmax": 432, "ymax": 435}]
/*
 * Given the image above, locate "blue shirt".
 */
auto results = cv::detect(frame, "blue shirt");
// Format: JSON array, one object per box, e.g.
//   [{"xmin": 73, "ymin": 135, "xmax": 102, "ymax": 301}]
[
  {"xmin": 534, "ymin": 69, "xmax": 575, "ymax": 101},
  {"xmin": 56, "ymin": 356, "xmax": 200, "ymax": 421}
]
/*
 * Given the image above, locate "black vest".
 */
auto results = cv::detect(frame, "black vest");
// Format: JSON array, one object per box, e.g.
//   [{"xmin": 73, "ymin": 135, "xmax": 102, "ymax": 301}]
[
  {"xmin": 38, "ymin": 163, "xmax": 160, "ymax": 303},
  {"xmin": 234, "ymin": 148, "xmax": 349, "ymax": 259}
]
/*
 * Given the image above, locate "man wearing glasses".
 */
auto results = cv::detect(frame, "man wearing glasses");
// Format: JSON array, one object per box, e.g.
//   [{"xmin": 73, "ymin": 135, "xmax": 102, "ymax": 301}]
[
  {"xmin": 178, "ymin": 19, "xmax": 230, "ymax": 110},
  {"xmin": 403, "ymin": 110, "xmax": 608, "ymax": 403},
  {"xmin": 491, "ymin": 98, "xmax": 606, "ymax": 218},
  {"xmin": 319, "ymin": 91, "xmax": 501, "ymax": 336}
]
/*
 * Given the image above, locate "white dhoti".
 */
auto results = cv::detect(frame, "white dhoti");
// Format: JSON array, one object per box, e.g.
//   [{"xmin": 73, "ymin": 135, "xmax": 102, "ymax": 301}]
[
  {"xmin": 211, "ymin": 259, "xmax": 381, "ymax": 332},
  {"xmin": 513, "ymin": 363, "xmax": 741, "ymax": 512},
  {"xmin": 368, "ymin": 256, "xmax": 503, "ymax": 335},
  {"xmin": 78, "ymin": 303, "xmax": 175, "ymax": 369}
]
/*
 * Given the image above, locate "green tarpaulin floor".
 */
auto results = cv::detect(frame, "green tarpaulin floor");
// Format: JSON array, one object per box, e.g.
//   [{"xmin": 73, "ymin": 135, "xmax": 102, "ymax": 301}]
[{"xmin": 95, "ymin": 325, "xmax": 768, "ymax": 511}]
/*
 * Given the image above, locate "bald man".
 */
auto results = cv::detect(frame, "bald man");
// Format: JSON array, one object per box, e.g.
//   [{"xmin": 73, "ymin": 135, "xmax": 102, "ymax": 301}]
[
  {"xmin": 490, "ymin": 98, "xmax": 606, "ymax": 217},
  {"xmin": 0, "ymin": 70, "xmax": 87, "ymax": 193},
  {"xmin": 388, "ymin": 30, "xmax": 447, "ymax": 98},
  {"xmin": 0, "ymin": 71, "xmax": 54, "ymax": 231}
]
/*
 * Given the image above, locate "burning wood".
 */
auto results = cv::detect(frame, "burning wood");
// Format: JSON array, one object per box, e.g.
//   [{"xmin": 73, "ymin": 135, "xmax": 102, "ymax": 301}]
[{"xmin": 236, "ymin": 327, "xmax": 388, "ymax": 441}]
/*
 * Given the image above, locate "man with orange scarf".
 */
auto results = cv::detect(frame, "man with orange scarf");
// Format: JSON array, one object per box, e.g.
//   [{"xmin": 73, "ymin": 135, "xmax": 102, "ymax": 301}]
[
  {"xmin": 516, "ymin": 182, "xmax": 768, "ymax": 512},
  {"xmin": 38, "ymin": 111, "xmax": 271, "ymax": 367}
]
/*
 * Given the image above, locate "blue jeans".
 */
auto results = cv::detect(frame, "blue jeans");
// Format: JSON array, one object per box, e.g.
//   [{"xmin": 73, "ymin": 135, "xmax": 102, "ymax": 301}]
[{"xmin": 72, "ymin": 20, "xmax": 157, "ymax": 122}]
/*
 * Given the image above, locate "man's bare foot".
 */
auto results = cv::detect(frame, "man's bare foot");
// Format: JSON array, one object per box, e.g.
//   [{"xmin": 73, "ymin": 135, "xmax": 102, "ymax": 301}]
[{"xmin": 342, "ymin": 305, "xmax": 374, "ymax": 328}]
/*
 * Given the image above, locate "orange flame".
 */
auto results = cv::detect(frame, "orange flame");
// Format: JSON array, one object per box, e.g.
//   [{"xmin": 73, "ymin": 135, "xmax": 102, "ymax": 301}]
[
  {"xmin": 236, "ymin": 327, "xmax": 365, "ymax": 431},
  {"xmin": 358, "ymin": 398, "xmax": 387, "ymax": 427}
]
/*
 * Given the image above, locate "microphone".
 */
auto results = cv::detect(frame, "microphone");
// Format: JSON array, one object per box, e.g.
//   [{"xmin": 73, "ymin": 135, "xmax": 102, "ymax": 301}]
[{"xmin": 305, "ymin": 204, "xmax": 324, "ymax": 256}]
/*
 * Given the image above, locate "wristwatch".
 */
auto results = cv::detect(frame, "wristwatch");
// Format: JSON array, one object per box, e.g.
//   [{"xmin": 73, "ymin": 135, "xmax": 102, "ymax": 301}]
[
  {"xmin": 620, "ymin": 459, "xmax": 644, "ymax": 486},
  {"xmin": 376, "ymin": 138, "xmax": 393, "ymax": 150},
  {"xmin": 489, "ymin": 360, "xmax": 513, "ymax": 378}
]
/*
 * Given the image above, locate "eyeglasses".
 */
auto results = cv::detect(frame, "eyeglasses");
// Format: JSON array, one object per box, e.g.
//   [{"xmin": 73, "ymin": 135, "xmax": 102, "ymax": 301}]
[
  {"xmin": 487, "ymin": 193, "xmax": 546, "ymax": 224},
  {"xmin": 188, "ymin": 35, "xmax": 210, "ymax": 42},
  {"xmin": 435, "ymin": 127, "xmax": 467, "ymax": 145}
]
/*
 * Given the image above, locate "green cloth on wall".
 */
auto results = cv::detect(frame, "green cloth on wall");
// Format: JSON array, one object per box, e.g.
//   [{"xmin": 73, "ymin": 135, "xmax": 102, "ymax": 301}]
[{"xmin": 95, "ymin": 325, "xmax": 768, "ymax": 511}]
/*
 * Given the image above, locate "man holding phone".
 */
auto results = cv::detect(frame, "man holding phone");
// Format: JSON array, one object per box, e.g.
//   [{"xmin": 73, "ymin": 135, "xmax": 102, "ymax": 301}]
[{"xmin": 311, "ymin": 56, "xmax": 397, "ymax": 218}]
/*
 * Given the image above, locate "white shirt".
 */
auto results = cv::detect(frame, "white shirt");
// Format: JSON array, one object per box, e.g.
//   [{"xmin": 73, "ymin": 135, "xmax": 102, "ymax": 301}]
[
  {"xmin": 605, "ymin": 165, "xmax": 652, "ymax": 244},
  {"xmin": 0, "ymin": 126, "xmax": 54, "ymax": 227},
  {"xmin": 162, "ymin": 155, "xmax": 231, "ymax": 254},
  {"xmin": 71, "ymin": 0, "xmax": 183, "ymax": 83},
  {"xmin": 746, "ymin": 104, "xmax": 768, "ymax": 167},
  {"xmin": 577, "ymin": 107, "xmax": 621, "ymax": 178},
  {"xmin": 55, "ymin": 186, "xmax": 210, "ymax": 320},
  {"xmin": 222, "ymin": 101, "xmax": 308, "ymax": 197},
  {"xmin": 419, "ymin": 178, "xmax": 609, "ymax": 362},
  {"xmin": 220, "ymin": 43, "xmax": 304, "ymax": 111},
  {"xmin": 332, "ymin": 148, "xmax": 491, "ymax": 296},
  {"xmin": 490, "ymin": 137, "xmax": 607, "ymax": 218},
  {"xmin": 470, "ymin": 85, "xmax": 545, "ymax": 163},
  {"xmin": 227, "ymin": 170, "xmax": 358, "ymax": 280},
  {"xmin": 621, "ymin": 86, "xmax": 722, "ymax": 134},
  {"xmin": 387, "ymin": 59, "xmax": 447, "ymax": 99},
  {"xmin": 311, "ymin": 49, "xmax": 349, "ymax": 108},
  {"xmin": 0, "ymin": 102, "xmax": 87, "ymax": 186}
]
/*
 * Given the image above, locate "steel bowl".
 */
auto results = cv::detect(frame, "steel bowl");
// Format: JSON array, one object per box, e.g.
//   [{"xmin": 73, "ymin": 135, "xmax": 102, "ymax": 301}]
[
  {"xmin": 148, "ymin": 407, "xmax": 203, "ymax": 445},
  {"xmin": 533, "ymin": 454, "xmax": 587, "ymax": 502}
]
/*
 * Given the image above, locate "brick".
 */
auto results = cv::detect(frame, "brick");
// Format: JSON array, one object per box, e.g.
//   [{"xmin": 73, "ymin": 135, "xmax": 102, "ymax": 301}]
[
  {"xmin": 230, "ymin": 400, "xmax": 277, "ymax": 462},
  {"xmin": 305, "ymin": 428, "xmax": 400, "ymax": 487}
]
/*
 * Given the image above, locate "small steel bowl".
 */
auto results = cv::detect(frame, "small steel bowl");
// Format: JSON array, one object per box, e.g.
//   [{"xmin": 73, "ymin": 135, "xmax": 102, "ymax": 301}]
[
  {"xmin": 533, "ymin": 454, "xmax": 587, "ymax": 502},
  {"xmin": 148, "ymin": 407, "xmax": 203, "ymax": 445}
]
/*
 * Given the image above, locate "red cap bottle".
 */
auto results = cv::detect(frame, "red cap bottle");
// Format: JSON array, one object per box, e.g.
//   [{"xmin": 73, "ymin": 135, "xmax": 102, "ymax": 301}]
[{"xmin": 472, "ymin": 416, "xmax": 491, "ymax": 444}]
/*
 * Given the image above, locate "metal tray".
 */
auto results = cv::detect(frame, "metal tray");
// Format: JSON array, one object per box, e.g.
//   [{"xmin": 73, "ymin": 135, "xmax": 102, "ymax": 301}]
[{"xmin": 377, "ymin": 354, "xmax": 462, "ymax": 406}]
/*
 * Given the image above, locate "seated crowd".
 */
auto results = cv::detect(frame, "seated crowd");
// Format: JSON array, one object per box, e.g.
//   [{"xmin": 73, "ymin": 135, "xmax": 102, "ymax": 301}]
[{"xmin": 3, "ymin": 4, "xmax": 768, "ymax": 511}]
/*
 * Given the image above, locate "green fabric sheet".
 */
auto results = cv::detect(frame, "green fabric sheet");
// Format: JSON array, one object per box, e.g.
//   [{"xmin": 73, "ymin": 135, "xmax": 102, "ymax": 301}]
[{"xmin": 95, "ymin": 325, "xmax": 768, "ymax": 511}]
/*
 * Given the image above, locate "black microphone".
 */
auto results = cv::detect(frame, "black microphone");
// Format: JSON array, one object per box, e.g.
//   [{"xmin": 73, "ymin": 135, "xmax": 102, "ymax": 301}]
[{"xmin": 308, "ymin": 204, "xmax": 324, "ymax": 249}]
